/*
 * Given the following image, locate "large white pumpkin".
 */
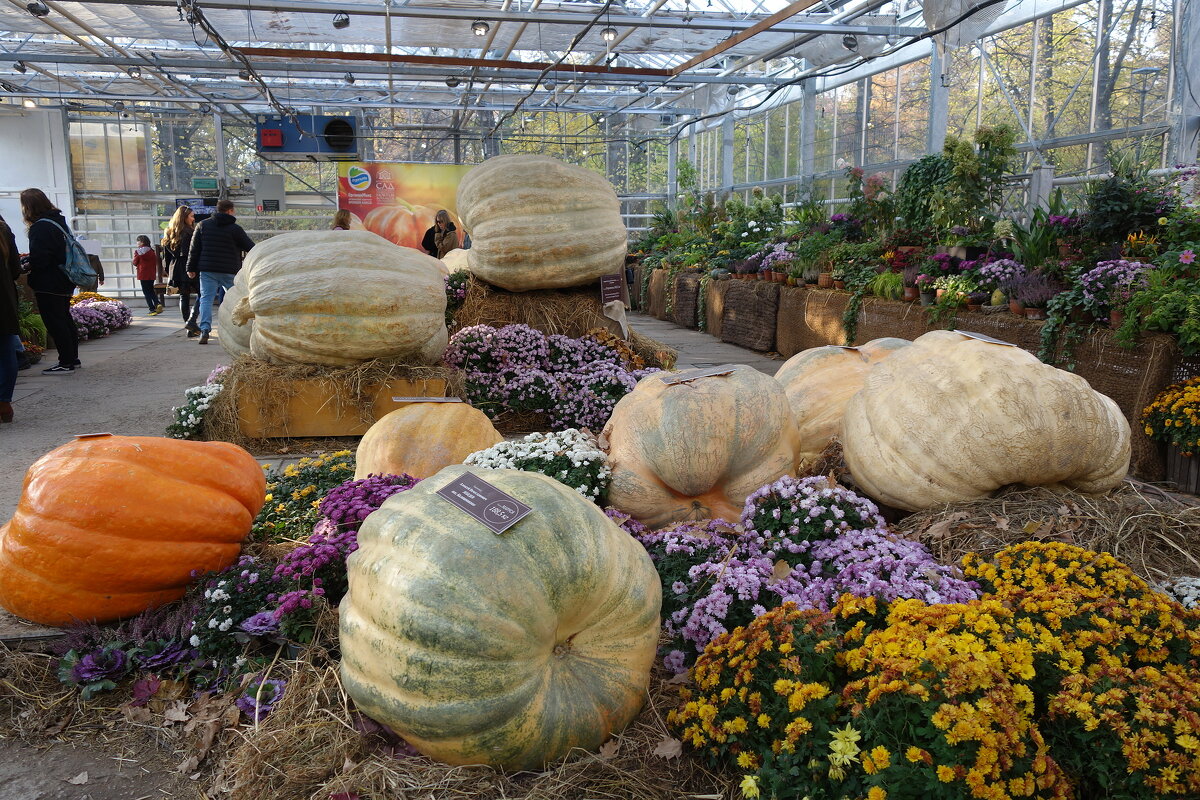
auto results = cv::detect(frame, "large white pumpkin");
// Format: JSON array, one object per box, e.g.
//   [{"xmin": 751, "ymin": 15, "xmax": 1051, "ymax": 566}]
[
  {"xmin": 217, "ymin": 271, "xmax": 252, "ymax": 359},
  {"xmin": 230, "ymin": 230, "xmax": 448, "ymax": 366},
  {"xmin": 456, "ymin": 154, "xmax": 627, "ymax": 292},
  {"xmin": 841, "ymin": 330, "xmax": 1131, "ymax": 511}
]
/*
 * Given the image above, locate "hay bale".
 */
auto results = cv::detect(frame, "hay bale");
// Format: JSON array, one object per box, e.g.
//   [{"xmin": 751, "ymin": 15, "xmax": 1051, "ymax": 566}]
[
  {"xmin": 721, "ymin": 280, "xmax": 779, "ymax": 352},
  {"xmin": 672, "ymin": 273, "xmax": 700, "ymax": 329},
  {"xmin": 205, "ymin": 357, "xmax": 461, "ymax": 448}
]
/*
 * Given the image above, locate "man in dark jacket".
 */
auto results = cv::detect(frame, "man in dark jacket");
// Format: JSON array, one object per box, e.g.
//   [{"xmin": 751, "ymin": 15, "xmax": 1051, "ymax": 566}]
[
  {"xmin": 187, "ymin": 198, "xmax": 254, "ymax": 344},
  {"xmin": 0, "ymin": 214, "xmax": 22, "ymax": 421},
  {"xmin": 22, "ymin": 188, "xmax": 80, "ymax": 374}
]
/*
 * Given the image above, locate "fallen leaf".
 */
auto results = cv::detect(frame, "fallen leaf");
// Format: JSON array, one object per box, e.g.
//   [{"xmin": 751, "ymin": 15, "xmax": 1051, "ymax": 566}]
[
  {"xmin": 43, "ymin": 712, "xmax": 73, "ymax": 735},
  {"xmin": 597, "ymin": 739, "xmax": 621, "ymax": 760},
  {"xmin": 989, "ymin": 514, "xmax": 1010, "ymax": 531},
  {"xmin": 1057, "ymin": 505, "xmax": 1071, "ymax": 516},
  {"xmin": 666, "ymin": 671, "xmax": 691, "ymax": 685},
  {"xmin": 66, "ymin": 772, "xmax": 88, "ymax": 785},
  {"xmin": 177, "ymin": 755, "xmax": 200, "ymax": 774},
  {"xmin": 652, "ymin": 737, "xmax": 683, "ymax": 759},
  {"xmin": 130, "ymin": 676, "xmax": 162, "ymax": 707},
  {"xmin": 767, "ymin": 559, "xmax": 792, "ymax": 586},
  {"xmin": 1022, "ymin": 520, "xmax": 1043, "ymax": 535},
  {"xmin": 925, "ymin": 520, "xmax": 953, "ymax": 541},
  {"xmin": 122, "ymin": 705, "xmax": 155, "ymax": 725},
  {"xmin": 163, "ymin": 700, "xmax": 190, "ymax": 724}
]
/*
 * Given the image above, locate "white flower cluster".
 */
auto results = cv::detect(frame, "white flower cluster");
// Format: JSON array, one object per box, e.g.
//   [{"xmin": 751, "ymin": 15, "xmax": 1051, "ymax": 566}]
[
  {"xmin": 1158, "ymin": 575, "xmax": 1200, "ymax": 609},
  {"xmin": 167, "ymin": 382, "xmax": 224, "ymax": 439},
  {"xmin": 465, "ymin": 429, "xmax": 611, "ymax": 503}
]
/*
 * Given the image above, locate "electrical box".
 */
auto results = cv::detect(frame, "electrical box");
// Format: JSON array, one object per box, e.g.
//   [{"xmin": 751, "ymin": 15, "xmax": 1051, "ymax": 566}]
[
  {"xmin": 252, "ymin": 174, "xmax": 286, "ymax": 213},
  {"xmin": 260, "ymin": 128, "xmax": 284, "ymax": 148}
]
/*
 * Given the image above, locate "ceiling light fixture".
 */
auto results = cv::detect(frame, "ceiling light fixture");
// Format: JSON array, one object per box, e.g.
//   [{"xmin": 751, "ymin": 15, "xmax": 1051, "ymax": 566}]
[
  {"xmin": 445, "ymin": 76, "xmax": 460, "ymax": 88},
  {"xmin": 636, "ymin": 82, "xmax": 648, "ymax": 93},
  {"xmin": 238, "ymin": 69, "xmax": 250, "ymax": 80},
  {"xmin": 112, "ymin": 100, "xmax": 125, "ymax": 111},
  {"xmin": 13, "ymin": 61, "xmax": 27, "ymax": 73},
  {"xmin": 841, "ymin": 34, "xmax": 858, "ymax": 51},
  {"xmin": 344, "ymin": 72, "xmax": 355, "ymax": 84},
  {"xmin": 128, "ymin": 66, "xmax": 142, "ymax": 78},
  {"xmin": 727, "ymin": 84, "xmax": 741, "ymax": 96},
  {"xmin": 199, "ymin": 103, "xmax": 211, "ymax": 112},
  {"xmin": 472, "ymin": 20, "xmax": 489, "ymax": 36},
  {"xmin": 26, "ymin": 1, "xmax": 49, "ymax": 17},
  {"xmin": 22, "ymin": 97, "xmax": 36, "ymax": 108},
  {"xmin": 543, "ymin": 79, "xmax": 556, "ymax": 90},
  {"xmin": 332, "ymin": 12, "xmax": 350, "ymax": 29},
  {"xmin": 600, "ymin": 26, "xmax": 617, "ymax": 42}
]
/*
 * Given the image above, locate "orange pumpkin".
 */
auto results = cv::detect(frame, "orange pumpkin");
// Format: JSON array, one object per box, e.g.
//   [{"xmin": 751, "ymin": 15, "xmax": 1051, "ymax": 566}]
[
  {"xmin": 602, "ymin": 365, "xmax": 801, "ymax": 528},
  {"xmin": 354, "ymin": 403, "xmax": 504, "ymax": 480},
  {"xmin": 364, "ymin": 201, "xmax": 463, "ymax": 250},
  {"xmin": 0, "ymin": 435, "xmax": 266, "ymax": 626}
]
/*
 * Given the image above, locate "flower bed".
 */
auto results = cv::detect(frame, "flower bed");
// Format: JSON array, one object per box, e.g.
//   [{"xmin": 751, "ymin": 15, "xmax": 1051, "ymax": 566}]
[
  {"xmin": 443, "ymin": 324, "xmax": 661, "ymax": 431},
  {"xmin": 70, "ymin": 298, "xmax": 132, "ymax": 340}
]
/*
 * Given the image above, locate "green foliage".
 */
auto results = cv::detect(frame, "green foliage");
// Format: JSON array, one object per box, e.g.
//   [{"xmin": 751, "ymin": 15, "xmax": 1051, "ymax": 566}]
[
  {"xmin": 1085, "ymin": 149, "xmax": 1171, "ymax": 246},
  {"xmin": 1116, "ymin": 271, "xmax": 1200, "ymax": 356},
  {"xmin": 17, "ymin": 300, "xmax": 47, "ymax": 347},
  {"xmin": 895, "ymin": 155, "xmax": 953, "ymax": 231},
  {"xmin": 869, "ymin": 271, "xmax": 904, "ymax": 301},
  {"xmin": 936, "ymin": 125, "xmax": 1018, "ymax": 232}
]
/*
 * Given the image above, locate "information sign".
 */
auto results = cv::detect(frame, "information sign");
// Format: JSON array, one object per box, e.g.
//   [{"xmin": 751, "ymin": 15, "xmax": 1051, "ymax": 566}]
[
  {"xmin": 436, "ymin": 472, "xmax": 532, "ymax": 535},
  {"xmin": 661, "ymin": 366, "xmax": 737, "ymax": 386}
]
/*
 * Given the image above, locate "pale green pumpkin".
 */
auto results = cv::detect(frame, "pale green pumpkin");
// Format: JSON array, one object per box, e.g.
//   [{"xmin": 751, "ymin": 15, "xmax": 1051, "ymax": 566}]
[{"xmin": 339, "ymin": 465, "xmax": 661, "ymax": 770}]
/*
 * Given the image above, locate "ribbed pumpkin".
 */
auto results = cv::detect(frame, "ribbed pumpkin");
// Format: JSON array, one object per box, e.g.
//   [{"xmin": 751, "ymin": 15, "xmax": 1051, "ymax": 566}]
[
  {"xmin": 456, "ymin": 154, "xmax": 627, "ymax": 292},
  {"xmin": 363, "ymin": 201, "xmax": 434, "ymax": 248},
  {"xmin": 841, "ymin": 330, "xmax": 1131, "ymax": 511},
  {"xmin": 230, "ymin": 230, "xmax": 448, "ymax": 366},
  {"xmin": 339, "ymin": 466, "xmax": 661, "ymax": 769},
  {"xmin": 0, "ymin": 435, "xmax": 265, "ymax": 626},
  {"xmin": 774, "ymin": 337, "xmax": 909, "ymax": 467},
  {"xmin": 441, "ymin": 248, "xmax": 469, "ymax": 273},
  {"xmin": 354, "ymin": 403, "xmax": 503, "ymax": 480},
  {"xmin": 602, "ymin": 365, "xmax": 801, "ymax": 529},
  {"xmin": 218, "ymin": 272, "xmax": 252, "ymax": 359}
]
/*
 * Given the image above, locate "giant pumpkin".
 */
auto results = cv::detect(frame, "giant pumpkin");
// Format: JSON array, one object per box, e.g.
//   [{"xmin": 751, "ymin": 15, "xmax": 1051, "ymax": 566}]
[
  {"xmin": 456, "ymin": 154, "xmax": 627, "ymax": 291},
  {"xmin": 339, "ymin": 466, "xmax": 661, "ymax": 769},
  {"xmin": 230, "ymin": 230, "xmax": 448, "ymax": 366},
  {"xmin": 0, "ymin": 435, "xmax": 265, "ymax": 626},
  {"xmin": 354, "ymin": 402, "xmax": 503, "ymax": 480},
  {"xmin": 602, "ymin": 365, "xmax": 802, "ymax": 529},
  {"xmin": 774, "ymin": 338, "xmax": 909, "ymax": 467},
  {"xmin": 841, "ymin": 330, "xmax": 1131, "ymax": 511},
  {"xmin": 218, "ymin": 272, "xmax": 252, "ymax": 359}
]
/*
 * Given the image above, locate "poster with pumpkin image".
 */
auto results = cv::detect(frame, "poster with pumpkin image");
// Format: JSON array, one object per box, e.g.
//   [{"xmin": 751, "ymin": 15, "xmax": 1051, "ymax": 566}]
[{"xmin": 337, "ymin": 162, "xmax": 474, "ymax": 251}]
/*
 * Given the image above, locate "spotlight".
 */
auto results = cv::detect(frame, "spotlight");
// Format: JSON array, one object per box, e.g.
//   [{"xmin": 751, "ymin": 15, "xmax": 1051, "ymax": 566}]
[
  {"xmin": 842, "ymin": 33, "xmax": 858, "ymax": 51},
  {"xmin": 543, "ymin": 79, "xmax": 555, "ymax": 90},
  {"xmin": 332, "ymin": 11, "xmax": 350, "ymax": 29},
  {"xmin": 600, "ymin": 26, "xmax": 617, "ymax": 42},
  {"xmin": 472, "ymin": 20, "xmax": 489, "ymax": 36},
  {"xmin": 22, "ymin": 97, "xmax": 36, "ymax": 108},
  {"xmin": 199, "ymin": 102, "xmax": 211, "ymax": 112},
  {"xmin": 238, "ymin": 69, "xmax": 250, "ymax": 80},
  {"xmin": 112, "ymin": 100, "xmax": 125, "ymax": 111},
  {"xmin": 26, "ymin": 1, "xmax": 49, "ymax": 17},
  {"xmin": 128, "ymin": 66, "xmax": 142, "ymax": 78},
  {"xmin": 344, "ymin": 72, "xmax": 355, "ymax": 84},
  {"xmin": 726, "ymin": 84, "xmax": 740, "ymax": 96},
  {"xmin": 636, "ymin": 82, "xmax": 648, "ymax": 93},
  {"xmin": 13, "ymin": 61, "xmax": 27, "ymax": 73},
  {"xmin": 445, "ymin": 76, "xmax": 460, "ymax": 88}
]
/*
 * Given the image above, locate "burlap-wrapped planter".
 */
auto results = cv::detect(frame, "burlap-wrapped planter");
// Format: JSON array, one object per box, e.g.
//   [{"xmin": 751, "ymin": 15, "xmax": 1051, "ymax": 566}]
[
  {"xmin": 775, "ymin": 291, "xmax": 1180, "ymax": 481},
  {"xmin": 672, "ymin": 273, "xmax": 701, "ymax": 329},
  {"xmin": 706, "ymin": 279, "xmax": 727, "ymax": 338},
  {"xmin": 646, "ymin": 269, "xmax": 669, "ymax": 320},
  {"xmin": 630, "ymin": 265, "xmax": 646, "ymax": 311},
  {"xmin": 721, "ymin": 280, "xmax": 779, "ymax": 352}
]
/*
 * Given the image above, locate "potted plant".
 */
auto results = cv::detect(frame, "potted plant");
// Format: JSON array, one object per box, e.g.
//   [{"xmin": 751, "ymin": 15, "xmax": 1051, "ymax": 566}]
[
  {"xmin": 976, "ymin": 258, "xmax": 1026, "ymax": 310},
  {"xmin": 901, "ymin": 263, "xmax": 922, "ymax": 302},
  {"xmin": 1013, "ymin": 273, "xmax": 1057, "ymax": 320},
  {"xmin": 1077, "ymin": 258, "xmax": 1153, "ymax": 324},
  {"xmin": 915, "ymin": 273, "xmax": 936, "ymax": 305},
  {"xmin": 830, "ymin": 265, "xmax": 847, "ymax": 291},
  {"xmin": 1141, "ymin": 377, "xmax": 1200, "ymax": 494}
]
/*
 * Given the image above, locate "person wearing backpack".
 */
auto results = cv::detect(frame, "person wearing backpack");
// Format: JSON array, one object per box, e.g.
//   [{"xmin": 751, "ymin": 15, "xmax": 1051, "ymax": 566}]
[
  {"xmin": 0, "ymin": 213, "xmax": 21, "ymax": 421},
  {"xmin": 21, "ymin": 188, "xmax": 81, "ymax": 375},
  {"xmin": 187, "ymin": 199, "xmax": 254, "ymax": 345}
]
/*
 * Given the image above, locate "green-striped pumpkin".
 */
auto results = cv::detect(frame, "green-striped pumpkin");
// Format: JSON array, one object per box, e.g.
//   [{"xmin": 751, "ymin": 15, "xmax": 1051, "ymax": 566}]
[{"xmin": 339, "ymin": 465, "xmax": 662, "ymax": 770}]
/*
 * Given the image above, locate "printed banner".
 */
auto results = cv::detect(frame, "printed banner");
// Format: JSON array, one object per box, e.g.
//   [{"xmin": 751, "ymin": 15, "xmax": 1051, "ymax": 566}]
[{"xmin": 337, "ymin": 162, "xmax": 474, "ymax": 251}]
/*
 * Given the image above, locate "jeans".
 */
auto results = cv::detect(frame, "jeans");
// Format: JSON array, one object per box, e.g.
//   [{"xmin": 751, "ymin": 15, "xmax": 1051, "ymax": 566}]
[
  {"xmin": 140, "ymin": 279, "xmax": 159, "ymax": 311},
  {"xmin": 198, "ymin": 271, "xmax": 236, "ymax": 333},
  {"xmin": 0, "ymin": 334, "xmax": 18, "ymax": 402},
  {"xmin": 34, "ymin": 292, "xmax": 78, "ymax": 367}
]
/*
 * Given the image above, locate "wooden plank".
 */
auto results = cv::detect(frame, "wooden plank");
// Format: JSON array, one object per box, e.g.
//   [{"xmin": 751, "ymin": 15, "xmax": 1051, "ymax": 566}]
[{"xmin": 671, "ymin": 0, "xmax": 824, "ymax": 75}]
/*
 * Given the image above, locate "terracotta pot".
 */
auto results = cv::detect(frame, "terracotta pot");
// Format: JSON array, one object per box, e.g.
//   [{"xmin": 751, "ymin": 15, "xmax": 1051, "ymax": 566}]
[
  {"xmin": 1024, "ymin": 307, "xmax": 1048, "ymax": 321},
  {"xmin": 1009, "ymin": 300, "xmax": 1025, "ymax": 316},
  {"xmin": 902, "ymin": 285, "xmax": 920, "ymax": 302},
  {"xmin": 775, "ymin": 271, "xmax": 787, "ymax": 283},
  {"xmin": 919, "ymin": 290, "xmax": 936, "ymax": 306},
  {"xmin": 967, "ymin": 303, "xmax": 982, "ymax": 311},
  {"xmin": 1109, "ymin": 308, "xmax": 1125, "ymax": 327},
  {"xmin": 936, "ymin": 288, "xmax": 946, "ymax": 300},
  {"xmin": 833, "ymin": 280, "xmax": 846, "ymax": 291},
  {"xmin": 757, "ymin": 272, "xmax": 767, "ymax": 281},
  {"xmin": 817, "ymin": 273, "xmax": 834, "ymax": 289}
]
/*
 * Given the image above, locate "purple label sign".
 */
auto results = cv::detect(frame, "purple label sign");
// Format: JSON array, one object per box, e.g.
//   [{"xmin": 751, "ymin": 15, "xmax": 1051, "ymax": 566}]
[
  {"xmin": 435, "ymin": 472, "xmax": 533, "ymax": 535},
  {"xmin": 661, "ymin": 365, "xmax": 738, "ymax": 386},
  {"xmin": 600, "ymin": 273, "xmax": 624, "ymax": 304}
]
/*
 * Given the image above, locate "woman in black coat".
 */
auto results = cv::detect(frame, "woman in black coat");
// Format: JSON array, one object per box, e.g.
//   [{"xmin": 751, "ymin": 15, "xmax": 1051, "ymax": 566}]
[
  {"xmin": 0, "ymin": 213, "xmax": 21, "ymax": 422},
  {"xmin": 22, "ymin": 188, "xmax": 80, "ymax": 375},
  {"xmin": 162, "ymin": 205, "xmax": 200, "ymax": 335}
]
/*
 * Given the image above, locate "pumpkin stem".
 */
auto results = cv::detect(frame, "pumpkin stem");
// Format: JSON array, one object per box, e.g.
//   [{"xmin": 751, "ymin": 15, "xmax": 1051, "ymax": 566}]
[{"xmin": 552, "ymin": 632, "xmax": 578, "ymax": 659}]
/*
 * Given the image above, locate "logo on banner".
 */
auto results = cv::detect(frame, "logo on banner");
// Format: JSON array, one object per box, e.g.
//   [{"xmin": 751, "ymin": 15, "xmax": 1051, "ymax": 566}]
[{"xmin": 347, "ymin": 166, "xmax": 372, "ymax": 191}]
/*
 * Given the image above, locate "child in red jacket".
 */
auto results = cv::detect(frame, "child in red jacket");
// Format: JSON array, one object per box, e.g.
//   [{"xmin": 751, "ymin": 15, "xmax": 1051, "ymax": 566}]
[{"xmin": 133, "ymin": 235, "xmax": 163, "ymax": 314}]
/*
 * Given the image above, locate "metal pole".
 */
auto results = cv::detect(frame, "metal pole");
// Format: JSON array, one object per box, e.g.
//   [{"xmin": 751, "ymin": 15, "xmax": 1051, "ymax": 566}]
[
  {"xmin": 926, "ymin": 45, "xmax": 949, "ymax": 155},
  {"xmin": 667, "ymin": 135, "xmax": 678, "ymax": 207},
  {"xmin": 721, "ymin": 114, "xmax": 735, "ymax": 200},
  {"xmin": 213, "ymin": 110, "xmax": 228, "ymax": 199},
  {"xmin": 799, "ymin": 80, "xmax": 817, "ymax": 195}
]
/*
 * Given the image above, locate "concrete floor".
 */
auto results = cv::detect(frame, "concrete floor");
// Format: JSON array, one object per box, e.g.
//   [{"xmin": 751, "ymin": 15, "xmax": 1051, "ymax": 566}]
[{"xmin": 627, "ymin": 314, "xmax": 783, "ymax": 374}]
